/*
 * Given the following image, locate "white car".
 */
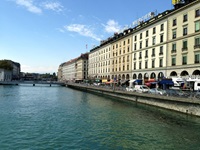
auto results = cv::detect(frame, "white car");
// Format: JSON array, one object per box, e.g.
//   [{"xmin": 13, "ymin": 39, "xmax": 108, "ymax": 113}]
[{"xmin": 134, "ymin": 85, "xmax": 149, "ymax": 93}]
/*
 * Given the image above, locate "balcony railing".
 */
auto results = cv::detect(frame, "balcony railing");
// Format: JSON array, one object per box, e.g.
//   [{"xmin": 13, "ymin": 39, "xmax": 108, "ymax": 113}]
[
  {"xmin": 151, "ymin": 54, "xmax": 155, "ymax": 57},
  {"xmin": 195, "ymin": 61, "xmax": 200, "ymax": 64},
  {"xmin": 171, "ymin": 50, "xmax": 176, "ymax": 53},
  {"xmin": 194, "ymin": 45, "xmax": 200, "ymax": 49},
  {"xmin": 182, "ymin": 47, "xmax": 188, "ymax": 51},
  {"xmin": 159, "ymin": 52, "xmax": 163, "ymax": 56},
  {"xmin": 172, "ymin": 63, "xmax": 176, "ymax": 66}
]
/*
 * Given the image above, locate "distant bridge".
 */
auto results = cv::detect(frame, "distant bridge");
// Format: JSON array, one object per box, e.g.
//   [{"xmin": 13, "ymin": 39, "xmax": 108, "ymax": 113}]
[{"xmin": 0, "ymin": 81, "xmax": 66, "ymax": 86}]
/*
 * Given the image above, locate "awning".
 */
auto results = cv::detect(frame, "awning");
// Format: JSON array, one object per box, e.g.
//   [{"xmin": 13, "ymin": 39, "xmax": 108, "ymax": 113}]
[
  {"xmin": 102, "ymin": 79, "xmax": 107, "ymax": 83},
  {"xmin": 159, "ymin": 79, "xmax": 174, "ymax": 85}
]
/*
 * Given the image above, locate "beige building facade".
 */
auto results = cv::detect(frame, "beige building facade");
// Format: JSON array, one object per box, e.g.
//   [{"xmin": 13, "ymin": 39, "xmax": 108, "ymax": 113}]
[
  {"xmin": 166, "ymin": 0, "xmax": 200, "ymax": 78},
  {"xmin": 132, "ymin": 11, "xmax": 169, "ymax": 81},
  {"xmin": 88, "ymin": 42, "xmax": 111, "ymax": 80},
  {"xmin": 60, "ymin": 0, "xmax": 200, "ymax": 83},
  {"xmin": 110, "ymin": 30, "xmax": 133, "ymax": 82},
  {"xmin": 75, "ymin": 53, "xmax": 88, "ymax": 80}
]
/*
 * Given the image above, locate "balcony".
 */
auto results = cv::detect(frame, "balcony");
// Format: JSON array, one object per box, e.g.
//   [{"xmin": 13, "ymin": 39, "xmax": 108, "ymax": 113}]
[
  {"xmin": 171, "ymin": 50, "xmax": 176, "ymax": 53},
  {"xmin": 195, "ymin": 61, "xmax": 200, "ymax": 64},
  {"xmin": 194, "ymin": 45, "xmax": 200, "ymax": 49},
  {"xmin": 159, "ymin": 52, "xmax": 163, "ymax": 56},
  {"xmin": 172, "ymin": 63, "xmax": 176, "ymax": 66},
  {"xmin": 139, "ymin": 57, "xmax": 142, "ymax": 59},
  {"xmin": 182, "ymin": 47, "xmax": 188, "ymax": 51},
  {"xmin": 151, "ymin": 54, "xmax": 155, "ymax": 57},
  {"xmin": 182, "ymin": 62, "xmax": 187, "ymax": 65},
  {"xmin": 145, "ymin": 55, "xmax": 148, "ymax": 58}
]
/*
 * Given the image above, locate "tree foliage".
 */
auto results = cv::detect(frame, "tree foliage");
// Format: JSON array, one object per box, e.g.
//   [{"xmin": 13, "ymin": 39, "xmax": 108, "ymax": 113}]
[{"xmin": 0, "ymin": 60, "xmax": 13, "ymax": 70}]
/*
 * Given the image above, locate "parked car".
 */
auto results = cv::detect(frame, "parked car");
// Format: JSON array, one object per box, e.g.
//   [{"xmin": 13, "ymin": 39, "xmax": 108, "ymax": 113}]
[
  {"xmin": 149, "ymin": 88, "xmax": 166, "ymax": 95},
  {"xmin": 134, "ymin": 85, "xmax": 149, "ymax": 93}
]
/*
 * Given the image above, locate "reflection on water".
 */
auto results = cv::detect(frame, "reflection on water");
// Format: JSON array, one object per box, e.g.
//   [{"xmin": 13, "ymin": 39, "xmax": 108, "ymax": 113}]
[{"xmin": 0, "ymin": 85, "xmax": 200, "ymax": 149}]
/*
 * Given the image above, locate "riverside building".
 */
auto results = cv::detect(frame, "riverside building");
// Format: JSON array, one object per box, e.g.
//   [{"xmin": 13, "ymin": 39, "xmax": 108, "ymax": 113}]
[
  {"xmin": 132, "ymin": 11, "xmax": 169, "ymax": 81},
  {"xmin": 166, "ymin": 0, "xmax": 200, "ymax": 78},
  {"xmin": 58, "ymin": 53, "xmax": 88, "ymax": 82},
  {"xmin": 88, "ymin": 42, "xmax": 111, "ymax": 82},
  {"xmin": 60, "ymin": 0, "xmax": 200, "ymax": 83},
  {"xmin": 110, "ymin": 30, "xmax": 133, "ymax": 82}
]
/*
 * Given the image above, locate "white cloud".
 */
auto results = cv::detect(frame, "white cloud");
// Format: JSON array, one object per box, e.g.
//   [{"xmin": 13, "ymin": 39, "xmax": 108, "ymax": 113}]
[
  {"xmin": 42, "ymin": 1, "xmax": 63, "ymax": 12},
  {"xmin": 103, "ymin": 19, "xmax": 121, "ymax": 33},
  {"xmin": 15, "ymin": 0, "xmax": 42, "ymax": 14},
  {"xmin": 64, "ymin": 24, "xmax": 101, "ymax": 41}
]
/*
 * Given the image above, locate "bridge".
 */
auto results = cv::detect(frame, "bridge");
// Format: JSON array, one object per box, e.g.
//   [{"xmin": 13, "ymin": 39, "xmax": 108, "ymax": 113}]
[{"xmin": 0, "ymin": 81, "xmax": 66, "ymax": 86}]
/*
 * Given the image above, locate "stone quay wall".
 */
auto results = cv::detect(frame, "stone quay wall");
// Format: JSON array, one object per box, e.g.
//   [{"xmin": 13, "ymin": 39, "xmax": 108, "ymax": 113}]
[{"xmin": 66, "ymin": 83, "xmax": 200, "ymax": 117}]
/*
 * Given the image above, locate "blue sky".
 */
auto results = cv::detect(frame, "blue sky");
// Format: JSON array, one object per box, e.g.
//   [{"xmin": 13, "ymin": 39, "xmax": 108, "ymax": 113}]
[{"xmin": 0, "ymin": 0, "xmax": 173, "ymax": 74}]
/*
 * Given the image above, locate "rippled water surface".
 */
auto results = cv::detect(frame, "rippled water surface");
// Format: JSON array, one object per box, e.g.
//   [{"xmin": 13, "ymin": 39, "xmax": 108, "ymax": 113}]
[{"xmin": 1, "ymin": 85, "xmax": 200, "ymax": 149}]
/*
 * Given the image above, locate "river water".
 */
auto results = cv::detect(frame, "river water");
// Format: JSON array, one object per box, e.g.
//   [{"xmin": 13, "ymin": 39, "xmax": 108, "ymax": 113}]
[{"xmin": 0, "ymin": 85, "xmax": 200, "ymax": 149}]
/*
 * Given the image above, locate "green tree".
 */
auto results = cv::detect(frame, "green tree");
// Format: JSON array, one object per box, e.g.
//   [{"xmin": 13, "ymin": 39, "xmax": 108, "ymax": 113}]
[{"xmin": 0, "ymin": 60, "xmax": 13, "ymax": 70}]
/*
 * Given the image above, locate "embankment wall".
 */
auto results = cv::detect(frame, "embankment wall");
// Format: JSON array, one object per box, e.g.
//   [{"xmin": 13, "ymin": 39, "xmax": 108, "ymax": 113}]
[{"xmin": 67, "ymin": 83, "xmax": 200, "ymax": 117}]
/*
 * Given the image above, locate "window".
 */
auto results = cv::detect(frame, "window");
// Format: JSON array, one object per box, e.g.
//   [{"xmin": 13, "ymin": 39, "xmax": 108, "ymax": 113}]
[
  {"xmin": 183, "ymin": 26, "xmax": 188, "ymax": 36},
  {"xmin": 145, "ymin": 61, "xmax": 148, "ymax": 69},
  {"xmin": 195, "ymin": 9, "xmax": 200, "ymax": 18},
  {"xmin": 127, "ymin": 46, "xmax": 130, "ymax": 52},
  {"xmin": 152, "ymin": 60, "xmax": 155, "ymax": 68},
  {"xmin": 139, "ymin": 52, "xmax": 142, "ymax": 59},
  {"xmin": 145, "ymin": 50, "xmax": 148, "ymax": 58},
  {"xmin": 172, "ymin": 57, "xmax": 176, "ymax": 66},
  {"xmin": 153, "ymin": 27, "xmax": 156, "ymax": 34},
  {"xmin": 123, "ymin": 41, "xmax": 125, "ymax": 45},
  {"xmin": 140, "ymin": 41, "xmax": 142, "ymax": 49},
  {"xmin": 134, "ymin": 62, "xmax": 136, "ymax": 70},
  {"xmin": 160, "ymin": 24, "xmax": 164, "ymax": 31},
  {"xmin": 152, "ymin": 36, "xmax": 156, "ymax": 45},
  {"xmin": 139, "ymin": 62, "xmax": 142, "ymax": 69},
  {"xmin": 182, "ymin": 55, "xmax": 187, "ymax": 65},
  {"xmin": 146, "ymin": 30, "xmax": 149, "ymax": 37},
  {"xmin": 135, "ymin": 35, "xmax": 137, "ymax": 41},
  {"xmin": 173, "ymin": 19, "xmax": 177, "ymax": 26},
  {"xmin": 160, "ymin": 34, "xmax": 164, "ymax": 43},
  {"xmin": 128, "ymin": 39, "xmax": 130, "ymax": 44},
  {"xmin": 183, "ymin": 14, "xmax": 188, "ymax": 22},
  {"xmin": 195, "ymin": 53, "xmax": 200, "ymax": 63},
  {"xmin": 159, "ymin": 59, "xmax": 163, "ymax": 67},
  {"xmin": 172, "ymin": 43, "xmax": 176, "ymax": 53},
  {"xmin": 159, "ymin": 46, "xmax": 163, "ymax": 55},
  {"xmin": 140, "ymin": 33, "xmax": 142, "ymax": 39},
  {"xmin": 134, "ymin": 53, "xmax": 136, "ymax": 60},
  {"xmin": 194, "ymin": 36, "xmax": 200, "ymax": 49},
  {"xmin": 116, "ymin": 44, "xmax": 118, "ymax": 48},
  {"xmin": 182, "ymin": 40, "xmax": 188, "ymax": 51},
  {"xmin": 152, "ymin": 48, "xmax": 155, "ymax": 57},
  {"xmin": 172, "ymin": 29, "xmax": 176, "ymax": 39},
  {"xmin": 127, "ymin": 55, "xmax": 129, "ymax": 62},
  {"xmin": 134, "ymin": 43, "xmax": 137, "ymax": 50},
  {"xmin": 127, "ymin": 65, "xmax": 129, "ymax": 70},
  {"xmin": 195, "ymin": 21, "xmax": 200, "ymax": 32},
  {"xmin": 146, "ymin": 39, "xmax": 148, "ymax": 47}
]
